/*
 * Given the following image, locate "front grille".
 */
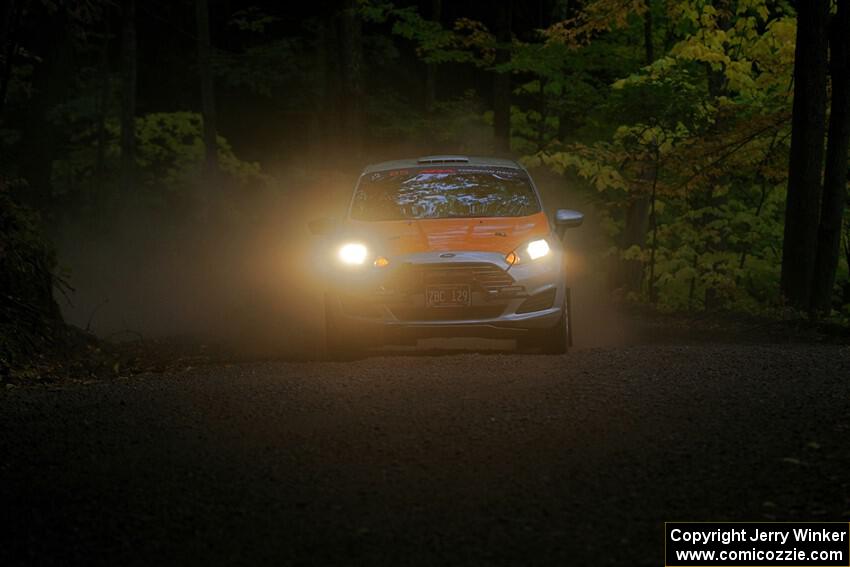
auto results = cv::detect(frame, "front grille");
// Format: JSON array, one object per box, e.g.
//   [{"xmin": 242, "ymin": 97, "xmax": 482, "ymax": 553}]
[
  {"xmin": 384, "ymin": 262, "xmax": 514, "ymax": 294},
  {"xmin": 390, "ymin": 305, "xmax": 506, "ymax": 321},
  {"xmin": 516, "ymin": 288, "xmax": 556, "ymax": 314}
]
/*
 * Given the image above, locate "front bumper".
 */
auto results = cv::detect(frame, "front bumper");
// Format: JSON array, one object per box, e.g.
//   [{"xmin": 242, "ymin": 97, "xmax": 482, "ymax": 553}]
[{"xmin": 325, "ymin": 250, "xmax": 566, "ymax": 342}]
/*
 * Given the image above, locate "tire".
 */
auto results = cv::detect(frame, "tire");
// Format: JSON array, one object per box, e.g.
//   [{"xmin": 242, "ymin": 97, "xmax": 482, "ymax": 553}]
[
  {"xmin": 539, "ymin": 305, "xmax": 568, "ymax": 354},
  {"xmin": 517, "ymin": 302, "xmax": 569, "ymax": 355}
]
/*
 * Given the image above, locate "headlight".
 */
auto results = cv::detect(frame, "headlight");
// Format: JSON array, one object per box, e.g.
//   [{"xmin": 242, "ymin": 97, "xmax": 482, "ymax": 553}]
[
  {"xmin": 506, "ymin": 238, "xmax": 551, "ymax": 266},
  {"xmin": 338, "ymin": 242, "xmax": 368, "ymax": 265},
  {"xmin": 526, "ymin": 239, "xmax": 550, "ymax": 260}
]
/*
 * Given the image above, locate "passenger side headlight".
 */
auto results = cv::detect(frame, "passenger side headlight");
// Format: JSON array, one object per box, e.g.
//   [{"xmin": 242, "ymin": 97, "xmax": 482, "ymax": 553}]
[
  {"xmin": 526, "ymin": 239, "xmax": 550, "ymax": 260},
  {"xmin": 506, "ymin": 238, "xmax": 551, "ymax": 266}
]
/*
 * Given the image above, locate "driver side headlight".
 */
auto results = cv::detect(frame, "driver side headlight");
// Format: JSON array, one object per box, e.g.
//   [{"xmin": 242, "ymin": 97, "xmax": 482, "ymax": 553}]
[
  {"xmin": 338, "ymin": 242, "xmax": 369, "ymax": 265},
  {"xmin": 506, "ymin": 238, "xmax": 551, "ymax": 266}
]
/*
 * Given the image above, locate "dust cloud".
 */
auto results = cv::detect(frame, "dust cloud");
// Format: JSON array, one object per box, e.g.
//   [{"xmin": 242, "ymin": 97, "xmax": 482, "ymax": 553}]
[
  {"xmin": 533, "ymin": 168, "xmax": 635, "ymax": 348},
  {"xmin": 55, "ymin": 167, "xmax": 352, "ymax": 359}
]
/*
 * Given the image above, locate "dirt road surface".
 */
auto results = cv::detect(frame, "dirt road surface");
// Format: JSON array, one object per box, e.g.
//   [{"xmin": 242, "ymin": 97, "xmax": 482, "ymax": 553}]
[{"xmin": 3, "ymin": 342, "xmax": 850, "ymax": 566}]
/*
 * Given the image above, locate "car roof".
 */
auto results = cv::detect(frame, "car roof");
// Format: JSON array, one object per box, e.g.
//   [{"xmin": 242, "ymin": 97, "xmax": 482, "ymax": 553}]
[{"xmin": 362, "ymin": 155, "xmax": 523, "ymax": 174}]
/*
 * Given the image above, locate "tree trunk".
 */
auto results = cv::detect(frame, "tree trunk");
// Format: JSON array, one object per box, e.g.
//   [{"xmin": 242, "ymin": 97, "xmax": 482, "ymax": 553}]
[
  {"xmin": 645, "ymin": 147, "xmax": 660, "ymax": 303},
  {"xmin": 616, "ymin": 196, "xmax": 651, "ymax": 292},
  {"xmin": 311, "ymin": 19, "xmax": 329, "ymax": 166},
  {"xmin": 94, "ymin": 17, "xmax": 111, "ymax": 211},
  {"xmin": 780, "ymin": 0, "xmax": 829, "ymax": 310},
  {"xmin": 493, "ymin": 0, "xmax": 512, "ymax": 153},
  {"xmin": 120, "ymin": 0, "xmax": 137, "ymax": 195},
  {"xmin": 338, "ymin": 0, "xmax": 363, "ymax": 159},
  {"xmin": 424, "ymin": 0, "xmax": 442, "ymax": 115},
  {"xmin": 0, "ymin": 0, "xmax": 21, "ymax": 117},
  {"xmin": 611, "ymin": 2, "xmax": 655, "ymax": 293},
  {"xmin": 18, "ymin": 6, "xmax": 73, "ymax": 211},
  {"xmin": 556, "ymin": 0, "xmax": 581, "ymax": 143},
  {"xmin": 811, "ymin": 0, "xmax": 850, "ymax": 313},
  {"xmin": 843, "ymin": 227, "xmax": 850, "ymax": 304},
  {"xmin": 196, "ymin": 0, "xmax": 218, "ymax": 181},
  {"xmin": 706, "ymin": 0, "xmax": 731, "ymax": 98},
  {"xmin": 319, "ymin": 11, "xmax": 340, "ymax": 158},
  {"xmin": 643, "ymin": 0, "xmax": 653, "ymax": 64}
]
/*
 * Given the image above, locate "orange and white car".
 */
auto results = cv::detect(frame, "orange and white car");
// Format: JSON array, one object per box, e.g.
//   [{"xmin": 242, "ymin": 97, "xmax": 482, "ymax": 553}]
[{"xmin": 309, "ymin": 155, "xmax": 583, "ymax": 357}]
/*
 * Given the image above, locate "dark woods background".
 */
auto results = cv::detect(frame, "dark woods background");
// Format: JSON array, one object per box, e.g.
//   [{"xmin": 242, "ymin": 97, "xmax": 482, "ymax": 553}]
[{"xmin": 1, "ymin": 0, "xmax": 849, "ymax": 371}]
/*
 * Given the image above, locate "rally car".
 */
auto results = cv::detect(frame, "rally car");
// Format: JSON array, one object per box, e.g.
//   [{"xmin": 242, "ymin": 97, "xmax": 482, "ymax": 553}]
[{"xmin": 309, "ymin": 155, "xmax": 583, "ymax": 357}]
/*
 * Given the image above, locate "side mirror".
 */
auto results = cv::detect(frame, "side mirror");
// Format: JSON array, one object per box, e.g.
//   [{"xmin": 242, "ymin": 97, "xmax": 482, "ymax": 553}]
[
  {"xmin": 308, "ymin": 217, "xmax": 337, "ymax": 236},
  {"xmin": 554, "ymin": 209, "xmax": 584, "ymax": 229}
]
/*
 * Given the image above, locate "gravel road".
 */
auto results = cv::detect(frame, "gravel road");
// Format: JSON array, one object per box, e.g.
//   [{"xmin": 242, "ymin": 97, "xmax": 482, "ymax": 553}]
[{"xmin": 2, "ymin": 343, "xmax": 850, "ymax": 566}]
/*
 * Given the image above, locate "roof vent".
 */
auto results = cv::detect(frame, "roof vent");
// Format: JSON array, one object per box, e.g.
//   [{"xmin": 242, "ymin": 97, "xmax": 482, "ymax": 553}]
[{"xmin": 416, "ymin": 155, "xmax": 470, "ymax": 164}]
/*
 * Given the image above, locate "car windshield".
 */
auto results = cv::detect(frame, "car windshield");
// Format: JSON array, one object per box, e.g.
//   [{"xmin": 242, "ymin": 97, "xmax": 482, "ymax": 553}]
[{"xmin": 350, "ymin": 167, "xmax": 541, "ymax": 221}]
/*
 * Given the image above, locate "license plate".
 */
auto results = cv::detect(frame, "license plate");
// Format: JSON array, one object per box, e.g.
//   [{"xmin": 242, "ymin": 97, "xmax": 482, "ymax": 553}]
[{"xmin": 426, "ymin": 285, "xmax": 470, "ymax": 308}]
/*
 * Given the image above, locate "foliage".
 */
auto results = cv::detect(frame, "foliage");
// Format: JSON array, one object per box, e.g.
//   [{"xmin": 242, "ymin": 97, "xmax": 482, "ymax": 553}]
[
  {"xmin": 523, "ymin": 0, "xmax": 810, "ymax": 313},
  {"xmin": 0, "ymin": 180, "xmax": 63, "ymax": 377},
  {"xmin": 362, "ymin": 2, "xmax": 495, "ymax": 65},
  {"xmin": 51, "ymin": 111, "xmax": 266, "ymax": 210},
  {"xmin": 132, "ymin": 112, "xmax": 265, "ymax": 194}
]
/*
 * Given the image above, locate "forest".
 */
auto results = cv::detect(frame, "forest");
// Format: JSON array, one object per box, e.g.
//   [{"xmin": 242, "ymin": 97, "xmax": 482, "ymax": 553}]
[{"xmin": 1, "ymin": 0, "xmax": 849, "ymax": 372}]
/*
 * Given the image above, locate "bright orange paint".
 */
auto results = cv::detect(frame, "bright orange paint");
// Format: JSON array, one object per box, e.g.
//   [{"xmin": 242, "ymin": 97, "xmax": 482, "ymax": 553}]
[{"xmin": 349, "ymin": 211, "xmax": 551, "ymax": 257}]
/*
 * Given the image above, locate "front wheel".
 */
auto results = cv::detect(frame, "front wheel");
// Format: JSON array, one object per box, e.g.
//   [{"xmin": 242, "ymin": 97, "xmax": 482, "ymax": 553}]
[
  {"xmin": 517, "ymin": 289, "xmax": 571, "ymax": 354},
  {"xmin": 518, "ymin": 306, "xmax": 567, "ymax": 354}
]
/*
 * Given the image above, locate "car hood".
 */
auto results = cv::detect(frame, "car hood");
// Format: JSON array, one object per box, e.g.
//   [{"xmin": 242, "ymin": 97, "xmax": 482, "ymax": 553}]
[{"xmin": 348, "ymin": 212, "xmax": 551, "ymax": 256}]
